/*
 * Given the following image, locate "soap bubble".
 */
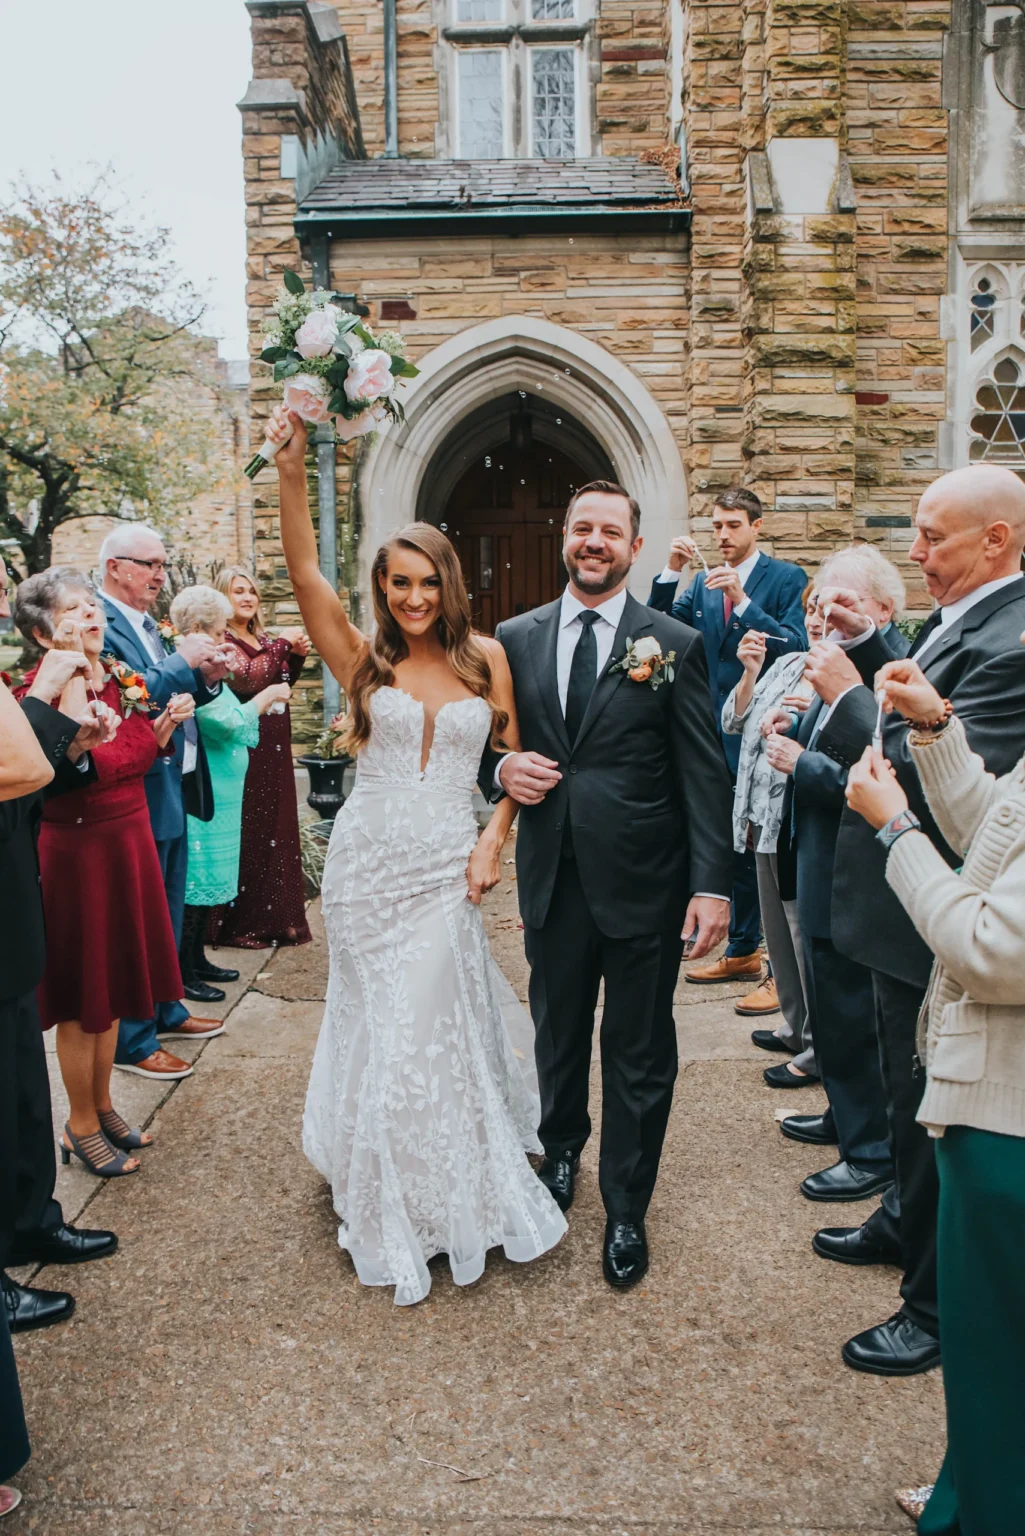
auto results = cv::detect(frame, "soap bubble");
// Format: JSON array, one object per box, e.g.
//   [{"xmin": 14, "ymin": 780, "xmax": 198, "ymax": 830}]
[
  {"xmin": 440, "ymin": 522, "xmax": 448, "ymax": 530},
  {"xmin": 484, "ymin": 455, "xmax": 491, "ymax": 467}
]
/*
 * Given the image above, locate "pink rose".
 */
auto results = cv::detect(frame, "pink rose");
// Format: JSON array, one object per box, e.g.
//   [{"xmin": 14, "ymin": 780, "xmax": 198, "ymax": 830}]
[
  {"xmin": 344, "ymin": 348, "xmax": 396, "ymax": 405},
  {"xmin": 294, "ymin": 306, "xmax": 339, "ymax": 359},
  {"xmin": 335, "ymin": 402, "xmax": 388, "ymax": 441},
  {"xmin": 282, "ymin": 373, "xmax": 331, "ymax": 424}
]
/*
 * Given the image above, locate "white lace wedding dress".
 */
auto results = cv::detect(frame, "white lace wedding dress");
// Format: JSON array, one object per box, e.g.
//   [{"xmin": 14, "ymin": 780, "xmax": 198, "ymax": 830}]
[{"xmin": 302, "ymin": 685, "xmax": 567, "ymax": 1306}]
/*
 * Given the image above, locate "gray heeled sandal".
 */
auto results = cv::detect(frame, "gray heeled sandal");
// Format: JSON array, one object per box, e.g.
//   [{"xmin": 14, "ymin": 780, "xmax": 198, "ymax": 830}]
[
  {"xmin": 60, "ymin": 1124, "xmax": 139, "ymax": 1178},
  {"xmin": 98, "ymin": 1108, "xmax": 152, "ymax": 1152}
]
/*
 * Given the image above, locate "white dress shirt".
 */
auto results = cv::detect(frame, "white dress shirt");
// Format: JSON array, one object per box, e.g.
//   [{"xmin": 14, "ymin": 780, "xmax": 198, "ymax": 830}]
[
  {"xmin": 556, "ymin": 586, "xmax": 627, "ymax": 709},
  {"xmin": 105, "ymin": 592, "xmax": 197, "ymax": 773},
  {"xmin": 656, "ymin": 548, "xmax": 760, "ymax": 619}
]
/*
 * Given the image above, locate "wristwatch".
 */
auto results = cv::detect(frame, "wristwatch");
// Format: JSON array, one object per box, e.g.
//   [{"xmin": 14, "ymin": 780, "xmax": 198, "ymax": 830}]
[{"xmin": 876, "ymin": 809, "xmax": 921, "ymax": 851}]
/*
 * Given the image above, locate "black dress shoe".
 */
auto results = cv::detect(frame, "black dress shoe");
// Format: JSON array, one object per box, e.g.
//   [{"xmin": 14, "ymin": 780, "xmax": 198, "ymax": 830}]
[
  {"xmin": 813, "ymin": 1225, "xmax": 902, "ymax": 1267},
  {"xmin": 763, "ymin": 1062, "xmax": 819, "ymax": 1088},
  {"xmin": 7, "ymin": 1223, "xmax": 118, "ymax": 1268},
  {"xmin": 801, "ymin": 1160, "xmax": 894, "ymax": 1203},
  {"xmin": 602, "ymin": 1220, "xmax": 648, "ymax": 1289},
  {"xmin": 781, "ymin": 1112, "xmax": 838, "ymax": 1146},
  {"xmin": 2, "ymin": 1274, "xmax": 75, "ymax": 1334},
  {"xmin": 538, "ymin": 1153, "xmax": 579, "ymax": 1213},
  {"xmin": 183, "ymin": 979, "xmax": 226, "ymax": 1003},
  {"xmin": 842, "ymin": 1313, "xmax": 941, "ymax": 1377},
  {"xmin": 195, "ymin": 958, "xmax": 240, "ymax": 983},
  {"xmin": 751, "ymin": 1029, "xmax": 796, "ymax": 1054}
]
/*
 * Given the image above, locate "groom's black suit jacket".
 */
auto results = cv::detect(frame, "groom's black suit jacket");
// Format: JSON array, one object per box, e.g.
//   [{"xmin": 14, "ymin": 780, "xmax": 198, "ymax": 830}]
[{"xmin": 486, "ymin": 591, "xmax": 734, "ymax": 939}]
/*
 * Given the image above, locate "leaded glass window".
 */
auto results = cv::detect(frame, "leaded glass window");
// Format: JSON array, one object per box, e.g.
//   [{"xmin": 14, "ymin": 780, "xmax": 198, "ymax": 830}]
[
  {"xmin": 532, "ymin": 48, "xmax": 576, "ymax": 159},
  {"xmin": 969, "ymin": 355, "xmax": 1025, "ymax": 463},
  {"xmin": 456, "ymin": 0, "xmax": 503, "ymax": 20},
  {"xmin": 532, "ymin": 0, "xmax": 575, "ymax": 18},
  {"xmin": 459, "ymin": 51, "xmax": 505, "ymax": 158},
  {"xmin": 971, "ymin": 276, "xmax": 997, "ymax": 351}
]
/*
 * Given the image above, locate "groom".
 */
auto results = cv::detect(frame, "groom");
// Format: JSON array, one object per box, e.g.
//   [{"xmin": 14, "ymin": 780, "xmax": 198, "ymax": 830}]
[{"xmin": 489, "ymin": 481, "xmax": 733, "ymax": 1287}]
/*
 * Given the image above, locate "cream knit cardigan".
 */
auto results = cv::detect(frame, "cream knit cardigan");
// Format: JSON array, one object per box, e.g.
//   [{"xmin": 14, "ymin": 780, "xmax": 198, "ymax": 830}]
[{"xmin": 884, "ymin": 715, "xmax": 1025, "ymax": 1138}]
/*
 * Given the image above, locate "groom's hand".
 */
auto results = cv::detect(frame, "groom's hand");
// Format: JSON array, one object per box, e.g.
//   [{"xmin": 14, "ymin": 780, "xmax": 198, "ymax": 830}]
[
  {"xmin": 681, "ymin": 895, "xmax": 730, "ymax": 960},
  {"xmin": 498, "ymin": 751, "xmax": 562, "ymax": 805}
]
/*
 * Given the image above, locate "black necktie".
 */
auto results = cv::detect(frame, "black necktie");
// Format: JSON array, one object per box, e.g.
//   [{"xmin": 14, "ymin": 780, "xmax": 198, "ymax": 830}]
[
  {"xmin": 910, "ymin": 608, "xmax": 943, "ymax": 659},
  {"xmin": 565, "ymin": 611, "xmax": 599, "ymax": 744}
]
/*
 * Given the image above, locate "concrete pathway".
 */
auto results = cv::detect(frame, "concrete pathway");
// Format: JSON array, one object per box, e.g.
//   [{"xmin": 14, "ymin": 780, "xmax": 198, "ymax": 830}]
[{"xmin": 9, "ymin": 858, "xmax": 943, "ymax": 1534}]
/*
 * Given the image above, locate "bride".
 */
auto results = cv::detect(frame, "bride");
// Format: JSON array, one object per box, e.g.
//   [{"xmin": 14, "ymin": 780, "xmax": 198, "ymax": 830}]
[{"xmin": 268, "ymin": 407, "xmax": 567, "ymax": 1305}]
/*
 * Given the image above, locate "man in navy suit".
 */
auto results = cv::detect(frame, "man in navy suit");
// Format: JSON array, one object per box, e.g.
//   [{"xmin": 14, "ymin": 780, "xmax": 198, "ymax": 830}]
[
  {"xmin": 99, "ymin": 525, "xmax": 226, "ymax": 1083},
  {"xmin": 648, "ymin": 488, "xmax": 807, "ymax": 982}
]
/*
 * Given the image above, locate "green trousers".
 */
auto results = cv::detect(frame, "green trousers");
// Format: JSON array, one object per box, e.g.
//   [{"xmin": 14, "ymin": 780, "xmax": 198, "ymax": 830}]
[{"xmin": 919, "ymin": 1125, "xmax": 1025, "ymax": 1536}]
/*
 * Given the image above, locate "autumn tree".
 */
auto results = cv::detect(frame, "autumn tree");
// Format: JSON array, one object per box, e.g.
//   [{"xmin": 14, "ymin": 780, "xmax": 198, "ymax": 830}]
[{"xmin": 0, "ymin": 173, "xmax": 221, "ymax": 574}]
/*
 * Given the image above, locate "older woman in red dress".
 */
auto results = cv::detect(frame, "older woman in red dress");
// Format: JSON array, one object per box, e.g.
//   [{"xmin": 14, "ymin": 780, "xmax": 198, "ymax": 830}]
[
  {"xmin": 208, "ymin": 566, "xmax": 311, "ymax": 949},
  {"xmin": 14, "ymin": 569, "xmax": 192, "ymax": 1177}
]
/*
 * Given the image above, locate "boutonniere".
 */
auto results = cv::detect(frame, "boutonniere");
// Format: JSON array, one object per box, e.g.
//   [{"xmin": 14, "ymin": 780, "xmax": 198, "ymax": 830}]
[
  {"xmin": 102, "ymin": 655, "xmax": 154, "ymax": 716},
  {"xmin": 156, "ymin": 617, "xmax": 181, "ymax": 654},
  {"xmin": 609, "ymin": 635, "xmax": 676, "ymax": 690}
]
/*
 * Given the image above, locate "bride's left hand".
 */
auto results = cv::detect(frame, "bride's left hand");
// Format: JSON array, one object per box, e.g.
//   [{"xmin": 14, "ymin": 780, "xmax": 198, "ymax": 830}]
[{"xmin": 466, "ymin": 837, "xmax": 502, "ymax": 905}]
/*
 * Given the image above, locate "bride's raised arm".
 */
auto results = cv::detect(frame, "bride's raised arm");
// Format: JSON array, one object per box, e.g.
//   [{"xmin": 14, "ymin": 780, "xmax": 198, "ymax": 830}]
[{"xmin": 270, "ymin": 406, "xmax": 367, "ymax": 695}]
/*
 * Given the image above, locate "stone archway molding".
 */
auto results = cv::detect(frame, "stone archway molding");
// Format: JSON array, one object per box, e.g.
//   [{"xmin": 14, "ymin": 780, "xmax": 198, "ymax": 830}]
[{"xmin": 355, "ymin": 315, "xmax": 687, "ymax": 604}]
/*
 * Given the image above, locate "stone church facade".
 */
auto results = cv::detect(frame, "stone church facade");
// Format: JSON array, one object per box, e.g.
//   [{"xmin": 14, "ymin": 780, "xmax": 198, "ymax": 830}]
[{"xmin": 239, "ymin": 0, "xmax": 1024, "ymax": 686}]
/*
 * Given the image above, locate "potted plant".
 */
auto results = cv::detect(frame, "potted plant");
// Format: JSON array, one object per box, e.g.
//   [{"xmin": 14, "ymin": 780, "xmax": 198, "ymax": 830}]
[{"xmin": 298, "ymin": 713, "xmax": 353, "ymax": 822}]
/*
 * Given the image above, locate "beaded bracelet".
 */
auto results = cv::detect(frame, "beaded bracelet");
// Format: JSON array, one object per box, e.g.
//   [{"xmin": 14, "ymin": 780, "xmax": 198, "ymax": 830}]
[{"xmin": 909, "ymin": 699, "xmax": 954, "ymax": 744}]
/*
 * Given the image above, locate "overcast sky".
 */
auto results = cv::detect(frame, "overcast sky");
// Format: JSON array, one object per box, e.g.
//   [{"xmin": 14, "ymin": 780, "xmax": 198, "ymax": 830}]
[{"xmin": 0, "ymin": 0, "xmax": 252, "ymax": 359}]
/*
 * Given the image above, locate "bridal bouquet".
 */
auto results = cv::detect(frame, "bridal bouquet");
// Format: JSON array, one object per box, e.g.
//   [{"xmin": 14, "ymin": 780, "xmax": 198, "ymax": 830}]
[{"xmin": 244, "ymin": 270, "xmax": 419, "ymax": 479}]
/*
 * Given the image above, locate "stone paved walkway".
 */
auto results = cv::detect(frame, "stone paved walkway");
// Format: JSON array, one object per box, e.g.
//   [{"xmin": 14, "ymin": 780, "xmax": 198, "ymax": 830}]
[{"xmin": 9, "ymin": 856, "xmax": 943, "ymax": 1534}]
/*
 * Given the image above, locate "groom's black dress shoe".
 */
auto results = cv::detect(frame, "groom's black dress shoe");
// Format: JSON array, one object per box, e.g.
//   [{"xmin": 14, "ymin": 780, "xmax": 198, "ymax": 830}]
[
  {"xmin": 7, "ymin": 1223, "xmax": 118, "ymax": 1268},
  {"xmin": 602, "ymin": 1221, "xmax": 648, "ymax": 1289},
  {"xmin": 751, "ymin": 1029, "xmax": 795, "ymax": 1054},
  {"xmin": 2, "ymin": 1274, "xmax": 75, "ymax": 1334},
  {"xmin": 813, "ymin": 1225, "xmax": 902, "ymax": 1267},
  {"xmin": 842, "ymin": 1313, "xmax": 941, "ymax": 1377},
  {"xmin": 183, "ymin": 979, "xmax": 226, "ymax": 1003},
  {"xmin": 195, "ymin": 958, "xmax": 240, "ymax": 983},
  {"xmin": 538, "ymin": 1153, "xmax": 579, "ymax": 1213},
  {"xmin": 800, "ymin": 1160, "xmax": 893, "ymax": 1203},
  {"xmin": 781, "ymin": 1112, "xmax": 838, "ymax": 1146}
]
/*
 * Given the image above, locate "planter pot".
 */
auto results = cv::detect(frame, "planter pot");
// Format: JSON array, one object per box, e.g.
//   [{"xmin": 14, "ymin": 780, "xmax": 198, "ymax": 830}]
[{"xmin": 298, "ymin": 754, "xmax": 353, "ymax": 821}]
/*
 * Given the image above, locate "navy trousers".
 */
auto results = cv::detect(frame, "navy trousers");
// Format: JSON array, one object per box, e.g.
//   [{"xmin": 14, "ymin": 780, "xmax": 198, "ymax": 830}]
[
  {"xmin": 115, "ymin": 828, "xmax": 189, "ymax": 1065},
  {"xmin": 726, "ymin": 845, "xmax": 762, "ymax": 957}
]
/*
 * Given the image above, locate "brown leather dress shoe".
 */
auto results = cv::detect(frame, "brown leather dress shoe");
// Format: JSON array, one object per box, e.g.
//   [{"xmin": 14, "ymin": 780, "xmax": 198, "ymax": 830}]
[
  {"xmin": 159, "ymin": 1017, "xmax": 226, "ymax": 1040},
  {"xmin": 115, "ymin": 1049, "xmax": 194, "ymax": 1081},
  {"xmin": 734, "ymin": 975, "xmax": 781, "ymax": 1016},
  {"xmin": 685, "ymin": 953, "xmax": 763, "ymax": 985}
]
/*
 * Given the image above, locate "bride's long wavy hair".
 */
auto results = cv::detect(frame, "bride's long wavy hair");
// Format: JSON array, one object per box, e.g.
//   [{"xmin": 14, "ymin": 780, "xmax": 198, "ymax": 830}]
[{"xmin": 340, "ymin": 523, "xmax": 508, "ymax": 754}]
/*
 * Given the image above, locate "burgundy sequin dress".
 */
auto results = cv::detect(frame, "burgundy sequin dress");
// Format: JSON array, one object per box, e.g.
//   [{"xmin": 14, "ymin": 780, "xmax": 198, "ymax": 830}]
[{"xmin": 208, "ymin": 633, "xmax": 311, "ymax": 949}]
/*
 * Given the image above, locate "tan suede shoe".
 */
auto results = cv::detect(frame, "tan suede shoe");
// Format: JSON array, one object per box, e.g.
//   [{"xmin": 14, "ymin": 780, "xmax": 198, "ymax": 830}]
[
  {"xmin": 734, "ymin": 975, "xmax": 781, "ymax": 1016},
  {"xmin": 684, "ymin": 953, "xmax": 763, "ymax": 985}
]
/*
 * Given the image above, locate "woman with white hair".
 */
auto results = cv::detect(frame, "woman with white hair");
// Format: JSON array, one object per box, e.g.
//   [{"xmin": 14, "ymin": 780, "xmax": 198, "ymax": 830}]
[{"xmin": 169, "ymin": 586, "xmax": 292, "ymax": 995}]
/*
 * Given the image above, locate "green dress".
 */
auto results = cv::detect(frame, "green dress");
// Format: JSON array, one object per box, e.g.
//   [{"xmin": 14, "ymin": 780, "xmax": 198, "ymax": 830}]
[{"xmin": 185, "ymin": 689, "xmax": 262, "ymax": 906}]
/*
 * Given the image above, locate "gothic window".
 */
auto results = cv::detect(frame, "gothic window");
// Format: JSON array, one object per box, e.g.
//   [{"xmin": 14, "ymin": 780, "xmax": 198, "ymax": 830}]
[
  {"xmin": 532, "ymin": 49, "xmax": 576, "ymax": 158},
  {"xmin": 458, "ymin": 52, "xmax": 506, "ymax": 157},
  {"xmin": 447, "ymin": 0, "xmax": 589, "ymax": 159},
  {"xmin": 971, "ymin": 277, "xmax": 997, "ymax": 350},
  {"xmin": 969, "ymin": 354, "xmax": 1025, "ymax": 464}
]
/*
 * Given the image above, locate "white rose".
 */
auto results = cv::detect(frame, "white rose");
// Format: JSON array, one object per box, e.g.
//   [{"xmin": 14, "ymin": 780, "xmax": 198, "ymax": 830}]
[
  {"xmin": 335, "ymin": 402, "xmax": 389, "ymax": 441},
  {"xmin": 294, "ymin": 306, "xmax": 339, "ymax": 359},
  {"xmin": 125, "ymin": 685, "xmax": 143, "ymax": 701},
  {"xmin": 344, "ymin": 348, "xmax": 396, "ymax": 405},
  {"xmin": 631, "ymin": 636, "xmax": 662, "ymax": 663}
]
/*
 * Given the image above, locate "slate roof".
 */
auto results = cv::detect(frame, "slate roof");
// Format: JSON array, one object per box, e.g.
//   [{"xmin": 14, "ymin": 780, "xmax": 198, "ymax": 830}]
[{"xmin": 299, "ymin": 157, "xmax": 683, "ymax": 217}]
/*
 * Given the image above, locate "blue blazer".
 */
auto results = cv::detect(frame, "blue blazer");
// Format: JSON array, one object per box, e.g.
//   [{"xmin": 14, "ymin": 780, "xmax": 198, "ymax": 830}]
[
  {"xmin": 648, "ymin": 550, "xmax": 808, "ymax": 773},
  {"xmin": 102, "ymin": 599, "xmax": 215, "ymax": 842}
]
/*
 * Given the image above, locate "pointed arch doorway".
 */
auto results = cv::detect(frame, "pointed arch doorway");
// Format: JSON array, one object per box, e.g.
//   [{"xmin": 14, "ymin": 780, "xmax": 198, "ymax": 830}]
[{"xmin": 418, "ymin": 393, "xmax": 613, "ymax": 632}]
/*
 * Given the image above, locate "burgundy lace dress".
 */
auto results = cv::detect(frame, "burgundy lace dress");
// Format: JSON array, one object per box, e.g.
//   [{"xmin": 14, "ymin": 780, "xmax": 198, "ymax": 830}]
[{"xmin": 207, "ymin": 633, "xmax": 311, "ymax": 950}]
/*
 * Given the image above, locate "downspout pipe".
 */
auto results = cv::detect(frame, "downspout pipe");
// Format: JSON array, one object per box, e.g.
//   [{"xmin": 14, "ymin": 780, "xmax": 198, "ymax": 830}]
[
  {"xmin": 309, "ymin": 232, "xmax": 341, "ymax": 723},
  {"xmin": 383, "ymin": 0, "xmax": 399, "ymax": 158}
]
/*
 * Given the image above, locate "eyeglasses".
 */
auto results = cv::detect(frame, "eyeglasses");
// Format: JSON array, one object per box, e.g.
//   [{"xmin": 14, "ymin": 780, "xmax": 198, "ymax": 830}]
[{"xmin": 117, "ymin": 557, "xmax": 168, "ymax": 573}]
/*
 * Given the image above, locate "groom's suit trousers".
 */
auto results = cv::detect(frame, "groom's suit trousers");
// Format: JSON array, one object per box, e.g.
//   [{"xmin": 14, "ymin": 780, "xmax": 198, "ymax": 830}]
[{"xmin": 523, "ymin": 851, "xmax": 683, "ymax": 1223}]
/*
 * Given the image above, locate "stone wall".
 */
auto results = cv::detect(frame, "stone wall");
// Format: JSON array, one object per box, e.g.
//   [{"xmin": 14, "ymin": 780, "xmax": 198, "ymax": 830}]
[{"xmin": 598, "ymin": 0, "xmax": 671, "ymax": 155}]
